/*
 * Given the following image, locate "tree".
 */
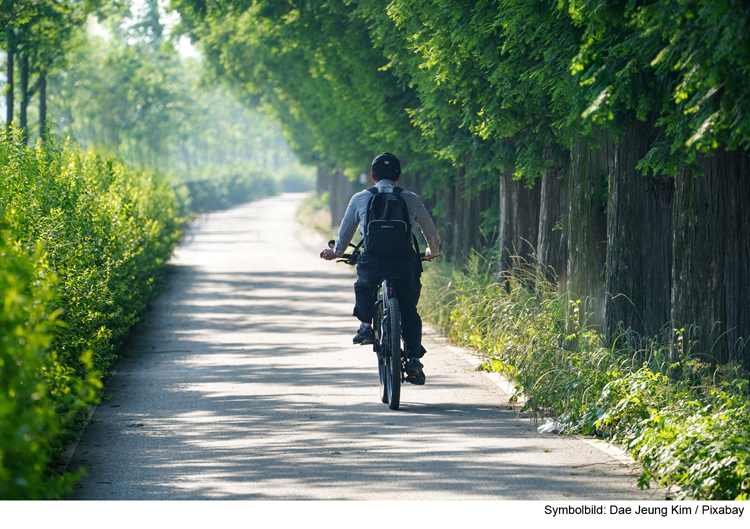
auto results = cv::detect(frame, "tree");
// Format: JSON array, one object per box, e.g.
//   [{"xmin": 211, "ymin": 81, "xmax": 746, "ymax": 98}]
[
  {"xmin": 2, "ymin": 0, "xmax": 91, "ymax": 141},
  {"xmin": 567, "ymin": 0, "xmax": 750, "ymax": 362},
  {"xmin": 47, "ymin": 14, "xmax": 295, "ymax": 178},
  {"xmin": 172, "ymin": 0, "xmax": 451, "ymax": 224},
  {"xmin": 171, "ymin": 0, "xmax": 750, "ymax": 365}
]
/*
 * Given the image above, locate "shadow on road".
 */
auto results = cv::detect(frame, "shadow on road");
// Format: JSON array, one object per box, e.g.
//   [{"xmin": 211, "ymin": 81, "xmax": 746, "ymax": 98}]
[{"xmin": 70, "ymin": 196, "xmax": 650, "ymax": 500}]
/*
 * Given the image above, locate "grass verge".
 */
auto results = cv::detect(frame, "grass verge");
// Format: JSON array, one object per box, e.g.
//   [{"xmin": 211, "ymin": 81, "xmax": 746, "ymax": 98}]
[
  {"xmin": 419, "ymin": 253, "xmax": 750, "ymax": 500},
  {"xmin": 296, "ymin": 191, "xmax": 335, "ymax": 238}
]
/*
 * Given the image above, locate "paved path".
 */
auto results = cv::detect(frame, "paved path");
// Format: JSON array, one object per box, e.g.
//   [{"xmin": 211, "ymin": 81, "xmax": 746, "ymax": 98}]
[{"xmin": 69, "ymin": 193, "xmax": 665, "ymax": 500}]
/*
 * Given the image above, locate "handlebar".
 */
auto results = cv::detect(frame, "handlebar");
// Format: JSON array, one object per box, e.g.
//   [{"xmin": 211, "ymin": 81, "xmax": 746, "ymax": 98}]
[
  {"xmin": 329, "ymin": 239, "xmax": 360, "ymax": 265},
  {"xmin": 328, "ymin": 240, "xmax": 431, "ymax": 265}
]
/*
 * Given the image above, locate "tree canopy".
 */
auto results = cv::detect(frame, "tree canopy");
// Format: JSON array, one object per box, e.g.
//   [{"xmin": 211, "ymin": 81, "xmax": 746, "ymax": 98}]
[{"xmin": 171, "ymin": 0, "xmax": 750, "ymax": 182}]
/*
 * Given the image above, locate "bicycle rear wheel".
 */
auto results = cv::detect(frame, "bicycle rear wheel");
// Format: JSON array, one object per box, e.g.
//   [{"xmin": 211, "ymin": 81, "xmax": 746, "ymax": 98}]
[
  {"xmin": 386, "ymin": 298, "xmax": 401, "ymax": 410},
  {"xmin": 374, "ymin": 301, "xmax": 388, "ymax": 403}
]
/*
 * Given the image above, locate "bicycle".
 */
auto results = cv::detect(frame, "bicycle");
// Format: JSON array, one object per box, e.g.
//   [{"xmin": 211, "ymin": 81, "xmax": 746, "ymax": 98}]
[{"xmin": 328, "ymin": 240, "xmax": 426, "ymax": 410}]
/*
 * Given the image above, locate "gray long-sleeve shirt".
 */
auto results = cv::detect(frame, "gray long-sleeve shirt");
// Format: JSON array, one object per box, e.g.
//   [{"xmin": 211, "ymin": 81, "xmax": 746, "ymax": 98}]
[{"xmin": 333, "ymin": 179, "xmax": 441, "ymax": 257}]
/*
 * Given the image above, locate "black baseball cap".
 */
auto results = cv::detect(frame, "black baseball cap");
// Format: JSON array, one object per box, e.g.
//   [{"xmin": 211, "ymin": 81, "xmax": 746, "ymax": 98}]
[{"xmin": 371, "ymin": 152, "xmax": 401, "ymax": 174}]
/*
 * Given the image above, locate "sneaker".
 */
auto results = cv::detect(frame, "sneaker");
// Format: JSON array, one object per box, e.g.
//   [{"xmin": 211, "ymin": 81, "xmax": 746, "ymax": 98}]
[
  {"xmin": 405, "ymin": 358, "xmax": 426, "ymax": 385},
  {"xmin": 353, "ymin": 324, "xmax": 375, "ymax": 345}
]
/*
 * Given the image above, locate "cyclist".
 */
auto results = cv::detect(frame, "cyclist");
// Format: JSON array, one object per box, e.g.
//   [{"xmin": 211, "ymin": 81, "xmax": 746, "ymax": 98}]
[{"xmin": 319, "ymin": 152, "xmax": 441, "ymax": 384}]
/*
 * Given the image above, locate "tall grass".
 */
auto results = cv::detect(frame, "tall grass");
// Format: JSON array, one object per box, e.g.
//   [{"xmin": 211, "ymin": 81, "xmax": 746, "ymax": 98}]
[
  {"xmin": 420, "ymin": 252, "xmax": 750, "ymax": 500},
  {"xmin": 296, "ymin": 192, "xmax": 335, "ymax": 238}
]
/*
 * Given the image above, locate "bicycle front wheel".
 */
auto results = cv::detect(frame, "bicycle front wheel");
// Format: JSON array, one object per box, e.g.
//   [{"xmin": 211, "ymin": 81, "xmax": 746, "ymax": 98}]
[{"xmin": 386, "ymin": 297, "xmax": 401, "ymax": 410}]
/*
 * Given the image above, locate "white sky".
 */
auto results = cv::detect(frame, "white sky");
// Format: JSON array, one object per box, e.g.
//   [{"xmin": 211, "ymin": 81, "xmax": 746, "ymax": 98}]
[{"xmin": 87, "ymin": 0, "xmax": 201, "ymax": 59}]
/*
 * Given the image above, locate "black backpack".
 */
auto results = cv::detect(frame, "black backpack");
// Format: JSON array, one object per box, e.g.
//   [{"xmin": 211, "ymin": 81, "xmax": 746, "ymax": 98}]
[{"xmin": 364, "ymin": 186, "xmax": 413, "ymax": 256}]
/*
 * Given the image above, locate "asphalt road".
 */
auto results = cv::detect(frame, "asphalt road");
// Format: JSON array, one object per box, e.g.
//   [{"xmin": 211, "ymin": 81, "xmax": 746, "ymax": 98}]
[{"xmin": 68, "ymin": 193, "xmax": 665, "ymax": 500}]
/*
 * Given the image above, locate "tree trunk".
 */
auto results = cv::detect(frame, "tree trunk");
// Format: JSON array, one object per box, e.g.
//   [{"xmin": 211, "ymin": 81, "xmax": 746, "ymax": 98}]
[
  {"xmin": 445, "ymin": 163, "xmax": 495, "ymax": 264},
  {"xmin": 316, "ymin": 164, "xmax": 328, "ymax": 196},
  {"xmin": 479, "ymin": 176, "xmax": 498, "ymax": 251},
  {"xmin": 537, "ymin": 163, "xmax": 569, "ymax": 285},
  {"xmin": 516, "ymin": 179, "xmax": 541, "ymax": 264},
  {"xmin": 498, "ymin": 170, "xmax": 541, "ymax": 274},
  {"xmin": 19, "ymin": 53, "xmax": 28, "ymax": 144},
  {"xmin": 328, "ymin": 170, "xmax": 353, "ymax": 230},
  {"xmin": 402, "ymin": 170, "xmax": 439, "ymax": 252},
  {"xmin": 442, "ymin": 170, "xmax": 456, "ymax": 260},
  {"xmin": 566, "ymin": 128, "xmax": 612, "ymax": 326},
  {"xmin": 452, "ymin": 165, "xmax": 469, "ymax": 262},
  {"xmin": 39, "ymin": 70, "xmax": 47, "ymax": 141},
  {"xmin": 605, "ymin": 117, "xmax": 674, "ymax": 342},
  {"xmin": 6, "ymin": 37, "xmax": 14, "ymax": 132},
  {"xmin": 671, "ymin": 148, "xmax": 750, "ymax": 368},
  {"xmin": 498, "ymin": 171, "xmax": 515, "ymax": 274}
]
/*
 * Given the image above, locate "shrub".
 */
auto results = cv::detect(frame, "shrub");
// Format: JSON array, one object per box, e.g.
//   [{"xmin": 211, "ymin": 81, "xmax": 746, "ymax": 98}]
[
  {"xmin": 0, "ymin": 133, "xmax": 182, "ymax": 497},
  {"xmin": 0, "ymin": 228, "xmax": 96, "ymax": 498},
  {"xmin": 0, "ymin": 136, "xmax": 183, "ymax": 376},
  {"xmin": 178, "ymin": 164, "xmax": 278, "ymax": 213}
]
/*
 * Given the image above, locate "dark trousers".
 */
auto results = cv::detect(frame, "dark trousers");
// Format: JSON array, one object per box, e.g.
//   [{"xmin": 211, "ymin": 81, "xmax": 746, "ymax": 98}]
[{"xmin": 353, "ymin": 251, "xmax": 424, "ymax": 358}]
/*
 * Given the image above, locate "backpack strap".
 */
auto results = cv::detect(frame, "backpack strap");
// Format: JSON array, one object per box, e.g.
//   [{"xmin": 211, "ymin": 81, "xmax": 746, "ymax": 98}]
[
  {"xmin": 366, "ymin": 185, "xmax": 402, "ymax": 194},
  {"xmin": 365, "ymin": 186, "xmax": 378, "ymax": 227},
  {"xmin": 392, "ymin": 187, "xmax": 420, "ymax": 254},
  {"xmin": 351, "ymin": 237, "xmax": 364, "ymax": 254}
]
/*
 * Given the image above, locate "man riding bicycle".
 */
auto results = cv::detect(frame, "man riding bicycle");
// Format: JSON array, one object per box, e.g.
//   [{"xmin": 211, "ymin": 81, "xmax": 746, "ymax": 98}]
[{"xmin": 320, "ymin": 152, "xmax": 441, "ymax": 384}]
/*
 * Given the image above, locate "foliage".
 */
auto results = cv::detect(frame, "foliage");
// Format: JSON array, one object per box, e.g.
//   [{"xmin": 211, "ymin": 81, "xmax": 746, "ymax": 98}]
[
  {"xmin": 0, "ymin": 227, "xmax": 91, "ymax": 499},
  {"xmin": 296, "ymin": 192, "xmax": 334, "ymax": 238},
  {"xmin": 179, "ymin": 163, "xmax": 278, "ymax": 213},
  {"xmin": 47, "ymin": 5, "xmax": 297, "ymax": 180},
  {"xmin": 169, "ymin": 0, "xmax": 750, "ymax": 201},
  {"xmin": 420, "ymin": 254, "xmax": 750, "ymax": 500},
  {"xmin": 0, "ymin": 132, "xmax": 182, "ymax": 497},
  {"xmin": 364, "ymin": 0, "xmax": 582, "ymax": 184},
  {"xmin": 568, "ymin": 0, "xmax": 750, "ymax": 174},
  {"xmin": 597, "ymin": 367, "xmax": 750, "ymax": 500},
  {"xmin": 172, "ymin": 0, "xmax": 455, "ymax": 182}
]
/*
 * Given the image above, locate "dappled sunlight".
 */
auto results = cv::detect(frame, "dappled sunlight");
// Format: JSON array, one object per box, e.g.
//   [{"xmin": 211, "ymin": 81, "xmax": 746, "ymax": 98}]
[
  {"xmin": 95, "ymin": 347, "xmax": 640, "ymax": 499},
  {"xmin": 68, "ymin": 196, "xmax": 657, "ymax": 500}
]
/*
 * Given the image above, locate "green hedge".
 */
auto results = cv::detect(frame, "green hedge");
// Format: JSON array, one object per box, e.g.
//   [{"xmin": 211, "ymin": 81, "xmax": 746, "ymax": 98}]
[
  {"xmin": 0, "ymin": 135, "xmax": 182, "ymax": 498},
  {"xmin": 180, "ymin": 165, "xmax": 279, "ymax": 213},
  {"xmin": 0, "ymin": 232, "xmax": 83, "ymax": 498}
]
